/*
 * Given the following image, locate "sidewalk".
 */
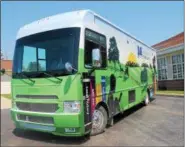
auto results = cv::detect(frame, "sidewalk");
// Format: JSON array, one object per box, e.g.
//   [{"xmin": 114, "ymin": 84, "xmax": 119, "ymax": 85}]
[{"xmin": 1, "ymin": 97, "xmax": 11, "ymax": 109}]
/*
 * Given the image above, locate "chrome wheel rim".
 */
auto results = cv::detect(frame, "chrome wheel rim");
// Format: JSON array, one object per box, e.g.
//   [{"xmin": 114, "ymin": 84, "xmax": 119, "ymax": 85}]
[
  {"xmin": 145, "ymin": 94, "xmax": 149, "ymax": 104},
  {"xmin": 92, "ymin": 110, "xmax": 104, "ymax": 130}
]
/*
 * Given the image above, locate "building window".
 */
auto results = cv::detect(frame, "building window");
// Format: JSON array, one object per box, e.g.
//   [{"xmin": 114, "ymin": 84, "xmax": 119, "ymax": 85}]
[
  {"xmin": 157, "ymin": 57, "xmax": 167, "ymax": 80},
  {"xmin": 172, "ymin": 53, "xmax": 184, "ymax": 79}
]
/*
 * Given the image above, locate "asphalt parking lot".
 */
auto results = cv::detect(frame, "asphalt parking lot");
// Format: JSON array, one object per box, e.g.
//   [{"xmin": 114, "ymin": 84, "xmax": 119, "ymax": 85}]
[{"xmin": 1, "ymin": 95, "xmax": 184, "ymax": 146}]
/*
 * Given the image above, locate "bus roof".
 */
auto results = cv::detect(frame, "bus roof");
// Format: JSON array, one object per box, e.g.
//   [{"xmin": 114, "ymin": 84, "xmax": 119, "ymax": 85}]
[
  {"xmin": 16, "ymin": 10, "xmax": 86, "ymax": 39},
  {"xmin": 17, "ymin": 9, "xmax": 155, "ymax": 51}
]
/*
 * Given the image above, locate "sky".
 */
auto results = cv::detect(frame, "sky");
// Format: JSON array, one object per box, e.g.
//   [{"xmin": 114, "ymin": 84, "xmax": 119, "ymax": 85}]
[{"xmin": 1, "ymin": 1, "xmax": 184, "ymax": 60}]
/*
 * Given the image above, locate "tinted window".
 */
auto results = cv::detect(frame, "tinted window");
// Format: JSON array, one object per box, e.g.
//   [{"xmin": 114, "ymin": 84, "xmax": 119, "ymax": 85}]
[
  {"xmin": 84, "ymin": 29, "xmax": 107, "ymax": 68},
  {"xmin": 13, "ymin": 28, "xmax": 80, "ymax": 78}
]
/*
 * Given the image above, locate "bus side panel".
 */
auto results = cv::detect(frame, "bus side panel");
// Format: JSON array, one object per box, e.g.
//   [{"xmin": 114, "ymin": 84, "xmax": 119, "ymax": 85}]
[{"xmin": 93, "ymin": 66, "xmax": 153, "ymax": 117}]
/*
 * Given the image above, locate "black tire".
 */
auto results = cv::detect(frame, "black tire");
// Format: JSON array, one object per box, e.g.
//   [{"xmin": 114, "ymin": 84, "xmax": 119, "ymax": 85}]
[
  {"xmin": 91, "ymin": 106, "xmax": 108, "ymax": 136},
  {"xmin": 84, "ymin": 132, "xmax": 91, "ymax": 139}
]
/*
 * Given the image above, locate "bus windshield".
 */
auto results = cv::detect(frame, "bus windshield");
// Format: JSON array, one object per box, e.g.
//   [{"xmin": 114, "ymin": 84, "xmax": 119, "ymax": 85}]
[{"xmin": 12, "ymin": 28, "xmax": 80, "ymax": 78}]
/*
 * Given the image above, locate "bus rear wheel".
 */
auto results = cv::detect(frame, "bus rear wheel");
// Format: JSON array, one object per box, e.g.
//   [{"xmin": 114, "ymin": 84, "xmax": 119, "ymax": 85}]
[
  {"xmin": 144, "ymin": 92, "xmax": 150, "ymax": 106},
  {"xmin": 91, "ymin": 106, "xmax": 107, "ymax": 136}
]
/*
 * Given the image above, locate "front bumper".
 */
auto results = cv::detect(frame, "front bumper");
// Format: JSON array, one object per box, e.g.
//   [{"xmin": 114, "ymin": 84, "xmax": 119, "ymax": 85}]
[{"xmin": 10, "ymin": 108, "xmax": 85, "ymax": 136}]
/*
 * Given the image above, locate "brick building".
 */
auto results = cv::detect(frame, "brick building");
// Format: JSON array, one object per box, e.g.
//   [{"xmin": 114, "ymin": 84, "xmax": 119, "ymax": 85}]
[
  {"xmin": 152, "ymin": 32, "xmax": 184, "ymax": 90},
  {"xmin": 1, "ymin": 60, "xmax": 12, "ymax": 71},
  {"xmin": 1, "ymin": 59, "xmax": 12, "ymax": 79}
]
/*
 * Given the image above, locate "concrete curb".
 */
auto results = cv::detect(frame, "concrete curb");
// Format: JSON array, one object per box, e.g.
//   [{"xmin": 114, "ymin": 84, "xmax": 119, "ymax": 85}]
[{"xmin": 155, "ymin": 94, "xmax": 184, "ymax": 98}]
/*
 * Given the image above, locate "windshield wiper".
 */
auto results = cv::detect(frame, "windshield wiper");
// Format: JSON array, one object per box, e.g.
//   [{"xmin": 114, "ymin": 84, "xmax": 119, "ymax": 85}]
[
  {"xmin": 16, "ymin": 72, "xmax": 35, "ymax": 83},
  {"xmin": 41, "ymin": 71, "xmax": 63, "ymax": 82}
]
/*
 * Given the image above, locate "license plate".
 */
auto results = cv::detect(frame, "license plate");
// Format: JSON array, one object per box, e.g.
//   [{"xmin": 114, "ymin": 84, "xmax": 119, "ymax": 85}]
[{"xmin": 65, "ymin": 128, "xmax": 76, "ymax": 133}]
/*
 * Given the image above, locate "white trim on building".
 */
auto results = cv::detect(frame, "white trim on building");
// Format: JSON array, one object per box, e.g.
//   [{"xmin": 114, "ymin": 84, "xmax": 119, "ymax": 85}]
[
  {"xmin": 156, "ymin": 43, "xmax": 184, "ymax": 81},
  {"xmin": 156, "ymin": 43, "xmax": 184, "ymax": 56}
]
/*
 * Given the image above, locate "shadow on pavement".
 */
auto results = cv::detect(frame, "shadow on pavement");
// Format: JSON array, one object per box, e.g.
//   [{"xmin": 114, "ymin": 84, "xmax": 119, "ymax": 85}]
[
  {"xmin": 111, "ymin": 97, "xmax": 156, "ymax": 126},
  {"xmin": 13, "ymin": 128, "xmax": 90, "ymax": 145},
  {"xmin": 111, "ymin": 103, "xmax": 144, "ymax": 126},
  {"xmin": 150, "ymin": 97, "xmax": 156, "ymax": 102}
]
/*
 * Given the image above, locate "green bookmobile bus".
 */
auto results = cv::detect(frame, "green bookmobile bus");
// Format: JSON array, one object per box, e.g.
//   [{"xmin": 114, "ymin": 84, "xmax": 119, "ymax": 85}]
[{"xmin": 4, "ymin": 10, "xmax": 157, "ymax": 136}]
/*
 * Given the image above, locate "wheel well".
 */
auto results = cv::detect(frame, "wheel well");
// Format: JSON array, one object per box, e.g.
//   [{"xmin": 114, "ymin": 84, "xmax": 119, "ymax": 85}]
[{"xmin": 96, "ymin": 101, "xmax": 109, "ymax": 118}]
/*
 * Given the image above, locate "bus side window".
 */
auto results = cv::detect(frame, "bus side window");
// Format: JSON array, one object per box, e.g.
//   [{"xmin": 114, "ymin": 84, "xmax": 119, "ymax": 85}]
[
  {"xmin": 85, "ymin": 40, "xmax": 99, "ymax": 68},
  {"xmin": 84, "ymin": 29, "xmax": 107, "ymax": 68}
]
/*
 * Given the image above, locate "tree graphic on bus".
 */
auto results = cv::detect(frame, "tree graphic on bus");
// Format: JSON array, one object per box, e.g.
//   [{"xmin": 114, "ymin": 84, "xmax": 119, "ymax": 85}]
[{"xmin": 108, "ymin": 37, "xmax": 119, "ymax": 63}]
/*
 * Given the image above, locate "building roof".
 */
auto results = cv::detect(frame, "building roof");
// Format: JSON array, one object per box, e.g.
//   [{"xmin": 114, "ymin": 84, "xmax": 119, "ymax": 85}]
[
  {"xmin": 1, "ymin": 60, "xmax": 12, "ymax": 71},
  {"xmin": 152, "ymin": 32, "xmax": 184, "ymax": 50}
]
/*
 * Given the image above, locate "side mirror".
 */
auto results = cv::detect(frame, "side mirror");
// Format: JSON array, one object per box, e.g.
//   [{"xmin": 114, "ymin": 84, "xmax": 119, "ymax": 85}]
[
  {"xmin": 65, "ymin": 62, "xmax": 77, "ymax": 72},
  {"xmin": 0, "ymin": 68, "xmax": 5, "ymax": 75},
  {"xmin": 92, "ymin": 48, "xmax": 102, "ymax": 68}
]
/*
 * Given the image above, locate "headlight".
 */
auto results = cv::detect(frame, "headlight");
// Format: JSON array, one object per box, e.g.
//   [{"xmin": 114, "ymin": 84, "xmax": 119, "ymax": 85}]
[{"xmin": 63, "ymin": 101, "xmax": 81, "ymax": 113}]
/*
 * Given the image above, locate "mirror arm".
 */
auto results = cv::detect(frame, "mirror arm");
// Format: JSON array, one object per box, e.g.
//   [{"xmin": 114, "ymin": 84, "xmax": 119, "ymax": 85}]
[
  {"xmin": 88, "ymin": 68, "xmax": 95, "ymax": 76},
  {"xmin": 72, "ymin": 68, "xmax": 78, "ymax": 72}
]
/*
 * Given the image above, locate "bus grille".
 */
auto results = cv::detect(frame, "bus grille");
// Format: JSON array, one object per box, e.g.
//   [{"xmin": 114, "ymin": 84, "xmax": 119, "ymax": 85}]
[
  {"xmin": 17, "ymin": 114, "xmax": 54, "ymax": 125},
  {"xmin": 16, "ymin": 102, "xmax": 58, "ymax": 113},
  {"xmin": 16, "ymin": 95, "xmax": 58, "ymax": 99}
]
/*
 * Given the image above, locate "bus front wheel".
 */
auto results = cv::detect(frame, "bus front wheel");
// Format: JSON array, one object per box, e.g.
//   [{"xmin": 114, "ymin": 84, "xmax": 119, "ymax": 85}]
[{"xmin": 91, "ymin": 106, "xmax": 107, "ymax": 136}]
